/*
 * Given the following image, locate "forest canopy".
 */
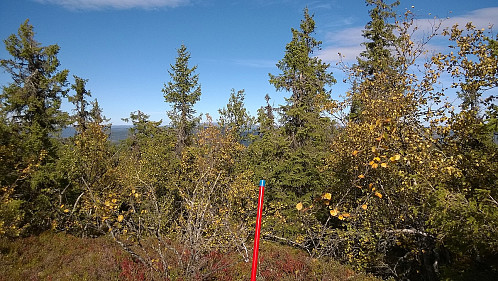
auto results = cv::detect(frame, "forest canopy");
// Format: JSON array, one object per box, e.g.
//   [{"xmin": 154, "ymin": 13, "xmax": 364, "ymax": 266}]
[{"xmin": 1, "ymin": 1, "xmax": 497, "ymax": 280}]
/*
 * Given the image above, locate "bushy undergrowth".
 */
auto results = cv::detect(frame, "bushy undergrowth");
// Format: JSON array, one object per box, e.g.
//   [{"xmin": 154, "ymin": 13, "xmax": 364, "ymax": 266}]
[
  {"xmin": 0, "ymin": 232, "xmax": 382, "ymax": 281},
  {"xmin": 0, "ymin": 232, "xmax": 127, "ymax": 280}
]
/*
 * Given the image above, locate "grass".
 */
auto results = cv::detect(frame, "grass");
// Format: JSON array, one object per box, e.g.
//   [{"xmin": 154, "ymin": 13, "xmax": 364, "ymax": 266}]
[{"xmin": 0, "ymin": 232, "xmax": 382, "ymax": 280}]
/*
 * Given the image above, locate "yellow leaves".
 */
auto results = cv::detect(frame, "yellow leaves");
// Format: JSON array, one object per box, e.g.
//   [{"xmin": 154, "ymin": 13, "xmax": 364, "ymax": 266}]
[
  {"xmin": 63, "ymin": 209, "xmax": 70, "ymax": 213},
  {"xmin": 358, "ymin": 174, "xmax": 365, "ymax": 179},
  {"xmin": 117, "ymin": 215, "xmax": 124, "ymax": 222},
  {"xmin": 369, "ymin": 156, "xmax": 387, "ymax": 169},
  {"xmin": 374, "ymin": 192, "xmax": 383, "ymax": 199},
  {"xmin": 390, "ymin": 154, "xmax": 401, "ymax": 162},
  {"xmin": 361, "ymin": 204, "xmax": 368, "ymax": 210},
  {"xmin": 322, "ymin": 193, "xmax": 331, "ymax": 200},
  {"xmin": 296, "ymin": 202, "xmax": 303, "ymax": 211},
  {"xmin": 352, "ymin": 150, "xmax": 359, "ymax": 156},
  {"xmin": 329, "ymin": 208, "xmax": 350, "ymax": 220}
]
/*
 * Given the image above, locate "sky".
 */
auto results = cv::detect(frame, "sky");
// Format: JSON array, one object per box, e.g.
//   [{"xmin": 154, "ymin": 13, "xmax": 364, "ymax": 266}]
[{"xmin": 1, "ymin": 0, "xmax": 497, "ymax": 125}]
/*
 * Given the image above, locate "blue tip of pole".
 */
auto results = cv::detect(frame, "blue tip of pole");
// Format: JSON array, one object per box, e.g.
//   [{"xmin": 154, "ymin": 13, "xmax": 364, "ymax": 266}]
[{"xmin": 259, "ymin": 180, "xmax": 266, "ymax": 187}]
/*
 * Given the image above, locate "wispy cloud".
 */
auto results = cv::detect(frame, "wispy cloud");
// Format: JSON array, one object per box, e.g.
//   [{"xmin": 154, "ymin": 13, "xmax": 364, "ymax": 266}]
[
  {"xmin": 318, "ymin": 7, "xmax": 498, "ymax": 64},
  {"xmin": 436, "ymin": 7, "xmax": 498, "ymax": 29},
  {"xmin": 34, "ymin": 0, "xmax": 189, "ymax": 10},
  {"xmin": 317, "ymin": 27, "xmax": 364, "ymax": 63}
]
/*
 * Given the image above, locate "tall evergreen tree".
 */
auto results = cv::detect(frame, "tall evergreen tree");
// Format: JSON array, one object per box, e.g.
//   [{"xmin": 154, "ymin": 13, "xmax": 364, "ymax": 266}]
[
  {"xmin": 162, "ymin": 44, "xmax": 201, "ymax": 154},
  {"xmin": 252, "ymin": 9, "xmax": 337, "ymax": 245},
  {"xmin": 357, "ymin": 0, "xmax": 399, "ymax": 76},
  {"xmin": 349, "ymin": 0, "xmax": 400, "ymax": 121},
  {"xmin": 0, "ymin": 19, "xmax": 69, "ymax": 234},
  {"xmin": 269, "ymin": 8, "xmax": 335, "ymax": 148},
  {"xmin": 1, "ymin": 19, "xmax": 69, "ymax": 155}
]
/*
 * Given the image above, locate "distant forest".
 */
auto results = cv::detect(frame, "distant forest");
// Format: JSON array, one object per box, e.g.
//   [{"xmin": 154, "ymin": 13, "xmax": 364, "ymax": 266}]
[{"xmin": 1, "ymin": 1, "xmax": 497, "ymax": 280}]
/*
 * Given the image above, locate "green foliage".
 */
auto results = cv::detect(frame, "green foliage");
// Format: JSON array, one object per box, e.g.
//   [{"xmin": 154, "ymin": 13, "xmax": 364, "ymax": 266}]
[
  {"xmin": 246, "ymin": 9, "xmax": 339, "ymax": 263},
  {"xmin": 349, "ymin": 0, "xmax": 401, "ymax": 122},
  {"xmin": 68, "ymin": 76, "xmax": 92, "ymax": 132},
  {"xmin": 269, "ymin": 8, "xmax": 336, "ymax": 148},
  {"xmin": 256, "ymin": 93, "xmax": 276, "ymax": 134},
  {"xmin": 357, "ymin": 0, "xmax": 400, "ymax": 75},
  {"xmin": 162, "ymin": 44, "xmax": 201, "ymax": 154},
  {"xmin": 218, "ymin": 88, "xmax": 255, "ymax": 142},
  {"xmin": 107, "ymin": 116, "xmax": 257, "ymax": 279},
  {"xmin": 2, "ymin": 7, "xmax": 497, "ymax": 281},
  {"xmin": 0, "ymin": 19, "xmax": 69, "ymax": 235}
]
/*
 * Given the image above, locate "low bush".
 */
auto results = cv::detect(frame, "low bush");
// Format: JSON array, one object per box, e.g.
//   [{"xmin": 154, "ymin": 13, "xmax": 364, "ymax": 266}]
[{"xmin": 0, "ymin": 232, "xmax": 382, "ymax": 281}]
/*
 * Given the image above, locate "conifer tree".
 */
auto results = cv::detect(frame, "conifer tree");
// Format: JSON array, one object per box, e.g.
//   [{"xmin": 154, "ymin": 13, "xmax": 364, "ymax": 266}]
[
  {"xmin": 269, "ymin": 8, "xmax": 335, "ymax": 148},
  {"xmin": 349, "ymin": 0, "xmax": 400, "ymax": 121},
  {"xmin": 1, "ymin": 19, "xmax": 69, "ymax": 156},
  {"xmin": 0, "ymin": 20, "xmax": 69, "ymax": 234},
  {"xmin": 218, "ymin": 88, "xmax": 254, "ymax": 141},
  {"xmin": 257, "ymin": 94, "xmax": 275, "ymax": 135},
  {"xmin": 69, "ymin": 76, "xmax": 92, "ymax": 133},
  {"xmin": 162, "ymin": 44, "xmax": 201, "ymax": 154},
  {"xmin": 357, "ymin": 0, "xmax": 399, "ymax": 76}
]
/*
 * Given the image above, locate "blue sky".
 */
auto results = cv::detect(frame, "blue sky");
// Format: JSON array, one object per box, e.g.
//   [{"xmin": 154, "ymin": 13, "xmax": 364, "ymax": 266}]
[{"xmin": 1, "ymin": 0, "xmax": 497, "ymax": 125}]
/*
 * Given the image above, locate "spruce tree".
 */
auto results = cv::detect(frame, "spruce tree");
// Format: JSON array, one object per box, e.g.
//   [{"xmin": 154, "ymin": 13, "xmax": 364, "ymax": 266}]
[
  {"xmin": 349, "ymin": 0, "xmax": 400, "ymax": 121},
  {"xmin": 218, "ymin": 88, "xmax": 254, "ymax": 141},
  {"xmin": 69, "ymin": 76, "xmax": 92, "ymax": 133},
  {"xmin": 162, "ymin": 45, "xmax": 201, "ymax": 154},
  {"xmin": 269, "ymin": 8, "xmax": 335, "ymax": 148},
  {"xmin": 0, "ymin": 20, "xmax": 69, "ymax": 234}
]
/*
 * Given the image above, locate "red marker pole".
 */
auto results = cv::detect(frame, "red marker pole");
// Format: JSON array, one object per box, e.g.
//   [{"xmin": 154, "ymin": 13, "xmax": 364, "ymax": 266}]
[{"xmin": 250, "ymin": 179, "xmax": 266, "ymax": 281}]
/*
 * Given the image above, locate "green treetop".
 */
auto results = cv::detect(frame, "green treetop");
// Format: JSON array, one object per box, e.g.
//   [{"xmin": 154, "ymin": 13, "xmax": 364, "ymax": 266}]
[
  {"xmin": 69, "ymin": 76, "xmax": 92, "ymax": 133},
  {"xmin": 1, "ymin": 19, "xmax": 69, "ymax": 156},
  {"xmin": 349, "ymin": 0, "xmax": 400, "ymax": 121},
  {"xmin": 269, "ymin": 8, "xmax": 335, "ymax": 148},
  {"xmin": 357, "ymin": 0, "xmax": 400, "ymax": 76},
  {"xmin": 218, "ymin": 88, "xmax": 254, "ymax": 141},
  {"xmin": 162, "ymin": 44, "xmax": 201, "ymax": 154}
]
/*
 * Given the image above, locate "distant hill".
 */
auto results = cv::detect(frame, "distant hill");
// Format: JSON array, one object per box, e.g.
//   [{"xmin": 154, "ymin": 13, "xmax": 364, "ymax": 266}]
[{"xmin": 61, "ymin": 125, "xmax": 132, "ymax": 143}]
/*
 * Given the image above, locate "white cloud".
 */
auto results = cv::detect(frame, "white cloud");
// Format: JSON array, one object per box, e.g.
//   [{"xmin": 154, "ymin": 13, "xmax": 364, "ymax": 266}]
[
  {"xmin": 34, "ymin": 0, "xmax": 189, "ymax": 10},
  {"xmin": 317, "ymin": 45, "xmax": 364, "ymax": 64},
  {"xmin": 438, "ymin": 7, "xmax": 498, "ymax": 29},
  {"xmin": 318, "ymin": 27, "xmax": 364, "ymax": 63},
  {"xmin": 318, "ymin": 7, "xmax": 498, "ymax": 64},
  {"xmin": 412, "ymin": 7, "xmax": 498, "ymax": 39}
]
